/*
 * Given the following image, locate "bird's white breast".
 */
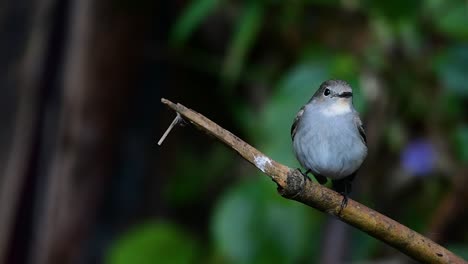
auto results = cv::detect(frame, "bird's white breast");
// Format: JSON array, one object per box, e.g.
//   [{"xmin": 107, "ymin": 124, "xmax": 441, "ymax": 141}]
[
  {"xmin": 293, "ymin": 104, "xmax": 367, "ymax": 179},
  {"xmin": 320, "ymin": 100, "xmax": 351, "ymax": 116}
]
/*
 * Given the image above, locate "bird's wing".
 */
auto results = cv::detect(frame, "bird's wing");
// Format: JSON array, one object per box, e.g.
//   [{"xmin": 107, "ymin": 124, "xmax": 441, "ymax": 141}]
[
  {"xmin": 291, "ymin": 106, "xmax": 305, "ymax": 140},
  {"xmin": 354, "ymin": 115, "xmax": 367, "ymax": 144}
]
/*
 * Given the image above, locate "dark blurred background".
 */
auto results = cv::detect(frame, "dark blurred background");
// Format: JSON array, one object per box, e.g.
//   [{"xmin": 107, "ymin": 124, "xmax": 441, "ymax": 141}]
[{"xmin": 1, "ymin": 0, "xmax": 468, "ymax": 263}]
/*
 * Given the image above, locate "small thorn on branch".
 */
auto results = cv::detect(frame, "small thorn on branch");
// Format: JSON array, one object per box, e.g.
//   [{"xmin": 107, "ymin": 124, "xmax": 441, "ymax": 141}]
[{"xmin": 158, "ymin": 112, "xmax": 184, "ymax": 146}]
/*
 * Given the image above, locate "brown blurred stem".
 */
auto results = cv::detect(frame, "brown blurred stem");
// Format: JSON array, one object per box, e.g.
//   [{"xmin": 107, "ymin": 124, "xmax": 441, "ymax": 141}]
[
  {"xmin": 31, "ymin": 0, "xmax": 146, "ymax": 263},
  {"xmin": 428, "ymin": 168, "xmax": 468, "ymax": 244},
  {"xmin": 160, "ymin": 98, "xmax": 466, "ymax": 264},
  {"xmin": 0, "ymin": 0, "xmax": 59, "ymax": 262}
]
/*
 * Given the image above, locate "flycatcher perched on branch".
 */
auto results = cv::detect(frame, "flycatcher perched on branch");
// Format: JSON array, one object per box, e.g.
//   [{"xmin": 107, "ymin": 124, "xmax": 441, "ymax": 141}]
[{"xmin": 291, "ymin": 80, "xmax": 367, "ymax": 211}]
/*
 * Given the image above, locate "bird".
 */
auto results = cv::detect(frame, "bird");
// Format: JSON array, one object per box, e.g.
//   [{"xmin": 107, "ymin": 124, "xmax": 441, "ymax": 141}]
[{"xmin": 291, "ymin": 79, "xmax": 367, "ymax": 211}]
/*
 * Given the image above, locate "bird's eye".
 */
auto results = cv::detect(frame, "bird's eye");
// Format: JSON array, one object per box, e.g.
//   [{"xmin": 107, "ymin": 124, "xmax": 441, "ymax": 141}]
[{"xmin": 324, "ymin": 88, "xmax": 331, "ymax": 96}]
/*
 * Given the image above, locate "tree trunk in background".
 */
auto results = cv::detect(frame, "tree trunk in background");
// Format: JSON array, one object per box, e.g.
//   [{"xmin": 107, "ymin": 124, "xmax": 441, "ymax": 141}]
[
  {"xmin": 32, "ymin": 0, "xmax": 145, "ymax": 263},
  {"xmin": 319, "ymin": 217, "xmax": 350, "ymax": 264},
  {"xmin": 0, "ymin": 0, "xmax": 147, "ymax": 263},
  {"xmin": 0, "ymin": 0, "xmax": 62, "ymax": 262}
]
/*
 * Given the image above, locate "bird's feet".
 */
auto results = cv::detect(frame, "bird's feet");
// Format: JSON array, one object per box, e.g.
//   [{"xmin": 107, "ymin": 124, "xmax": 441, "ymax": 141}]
[
  {"xmin": 314, "ymin": 174, "xmax": 328, "ymax": 185},
  {"xmin": 339, "ymin": 193, "xmax": 349, "ymax": 213},
  {"xmin": 298, "ymin": 168, "xmax": 311, "ymax": 182},
  {"xmin": 332, "ymin": 175, "xmax": 354, "ymax": 214},
  {"xmin": 298, "ymin": 169, "xmax": 328, "ymax": 185}
]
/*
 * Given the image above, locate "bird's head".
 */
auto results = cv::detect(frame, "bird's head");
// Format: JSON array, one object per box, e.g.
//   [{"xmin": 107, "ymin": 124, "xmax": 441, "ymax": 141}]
[{"xmin": 310, "ymin": 79, "xmax": 354, "ymax": 116}]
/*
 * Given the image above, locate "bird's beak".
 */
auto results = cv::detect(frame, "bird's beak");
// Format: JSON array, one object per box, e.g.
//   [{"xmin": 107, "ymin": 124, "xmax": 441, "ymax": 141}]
[{"xmin": 337, "ymin": 92, "xmax": 353, "ymax": 98}]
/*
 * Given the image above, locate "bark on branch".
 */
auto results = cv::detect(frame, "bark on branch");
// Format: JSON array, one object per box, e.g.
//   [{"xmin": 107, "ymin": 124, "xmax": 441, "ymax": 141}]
[{"xmin": 160, "ymin": 98, "xmax": 466, "ymax": 264}]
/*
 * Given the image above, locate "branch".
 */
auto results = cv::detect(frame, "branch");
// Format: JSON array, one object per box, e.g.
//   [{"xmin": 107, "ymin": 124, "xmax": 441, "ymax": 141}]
[{"xmin": 160, "ymin": 98, "xmax": 466, "ymax": 264}]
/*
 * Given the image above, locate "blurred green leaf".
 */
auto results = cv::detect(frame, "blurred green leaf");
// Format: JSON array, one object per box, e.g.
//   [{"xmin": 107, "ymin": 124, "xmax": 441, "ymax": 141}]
[
  {"xmin": 438, "ymin": 92, "xmax": 464, "ymax": 121},
  {"xmin": 435, "ymin": 45, "xmax": 468, "ymax": 96},
  {"xmin": 107, "ymin": 222, "xmax": 200, "ymax": 264},
  {"xmin": 386, "ymin": 120, "xmax": 406, "ymax": 153},
  {"xmin": 170, "ymin": 0, "xmax": 220, "ymax": 47},
  {"xmin": 454, "ymin": 125, "xmax": 468, "ymax": 163},
  {"xmin": 426, "ymin": 0, "xmax": 468, "ymax": 39},
  {"xmin": 400, "ymin": 179, "xmax": 444, "ymax": 233},
  {"xmin": 279, "ymin": 0, "xmax": 304, "ymax": 29},
  {"xmin": 363, "ymin": 43, "xmax": 387, "ymax": 70},
  {"xmin": 223, "ymin": 1, "xmax": 264, "ymax": 85},
  {"xmin": 447, "ymin": 245, "xmax": 468, "ymax": 260},
  {"xmin": 165, "ymin": 145, "xmax": 232, "ymax": 205},
  {"xmin": 370, "ymin": 16, "xmax": 395, "ymax": 51},
  {"xmin": 398, "ymin": 20, "xmax": 423, "ymax": 57},
  {"xmin": 212, "ymin": 178, "xmax": 322, "ymax": 264},
  {"xmin": 364, "ymin": 0, "xmax": 422, "ymax": 21},
  {"xmin": 330, "ymin": 54, "xmax": 358, "ymax": 78},
  {"xmin": 304, "ymin": 0, "xmax": 340, "ymax": 6},
  {"xmin": 350, "ymin": 229, "xmax": 379, "ymax": 261}
]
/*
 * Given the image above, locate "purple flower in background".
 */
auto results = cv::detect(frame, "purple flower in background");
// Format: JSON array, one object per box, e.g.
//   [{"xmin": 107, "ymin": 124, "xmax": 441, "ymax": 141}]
[{"xmin": 401, "ymin": 139, "xmax": 437, "ymax": 176}]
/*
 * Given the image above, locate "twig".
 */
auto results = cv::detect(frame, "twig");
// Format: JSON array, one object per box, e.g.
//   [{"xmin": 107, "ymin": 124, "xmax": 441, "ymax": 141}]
[
  {"xmin": 160, "ymin": 98, "xmax": 466, "ymax": 264},
  {"xmin": 158, "ymin": 113, "xmax": 183, "ymax": 146}
]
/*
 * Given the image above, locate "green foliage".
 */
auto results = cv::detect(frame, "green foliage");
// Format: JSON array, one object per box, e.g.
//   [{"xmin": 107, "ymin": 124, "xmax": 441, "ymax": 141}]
[
  {"xmin": 447, "ymin": 245, "xmax": 468, "ymax": 260},
  {"xmin": 435, "ymin": 45, "xmax": 468, "ymax": 96},
  {"xmin": 438, "ymin": 93, "xmax": 464, "ymax": 122},
  {"xmin": 212, "ymin": 178, "xmax": 322, "ymax": 264},
  {"xmin": 223, "ymin": 1, "xmax": 264, "ymax": 86},
  {"xmin": 164, "ymin": 145, "xmax": 232, "ymax": 205},
  {"xmin": 350, "ymin": 229, "xmax": 380, "ymax": 261},
  {"xmin": 365, "ymin": 0, "xmax": 422, "ymax": 21},
  {"xmin": 386, "ymin": 120, "xmax": 406, "ymax": 153},
  {"xmin": 106, "ymin": 222, "xmax": 200, "ymax": 264},
  {"xmin": 426, "ymin": 0, "xmax": 468, "ymax": 39},
  {"xmin": 170, "ymin": 0, "xmax": 220, "ymax": 47},
  {"xmin": 454, "ymin": 125, "xmax": 468, "ymax": 163}
]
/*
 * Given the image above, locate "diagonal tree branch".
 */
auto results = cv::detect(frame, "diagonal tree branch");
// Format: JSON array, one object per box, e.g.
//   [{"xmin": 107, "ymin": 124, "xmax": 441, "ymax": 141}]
[{"xmin": 160, "ymin": 98, "xmax": 466, "ymax": 264}]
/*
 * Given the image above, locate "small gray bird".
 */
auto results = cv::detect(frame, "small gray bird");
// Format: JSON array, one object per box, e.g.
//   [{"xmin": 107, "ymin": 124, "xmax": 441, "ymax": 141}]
[{"xmin": 291, "ymin": 80, "xmax": 367, "ymax": 210}]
